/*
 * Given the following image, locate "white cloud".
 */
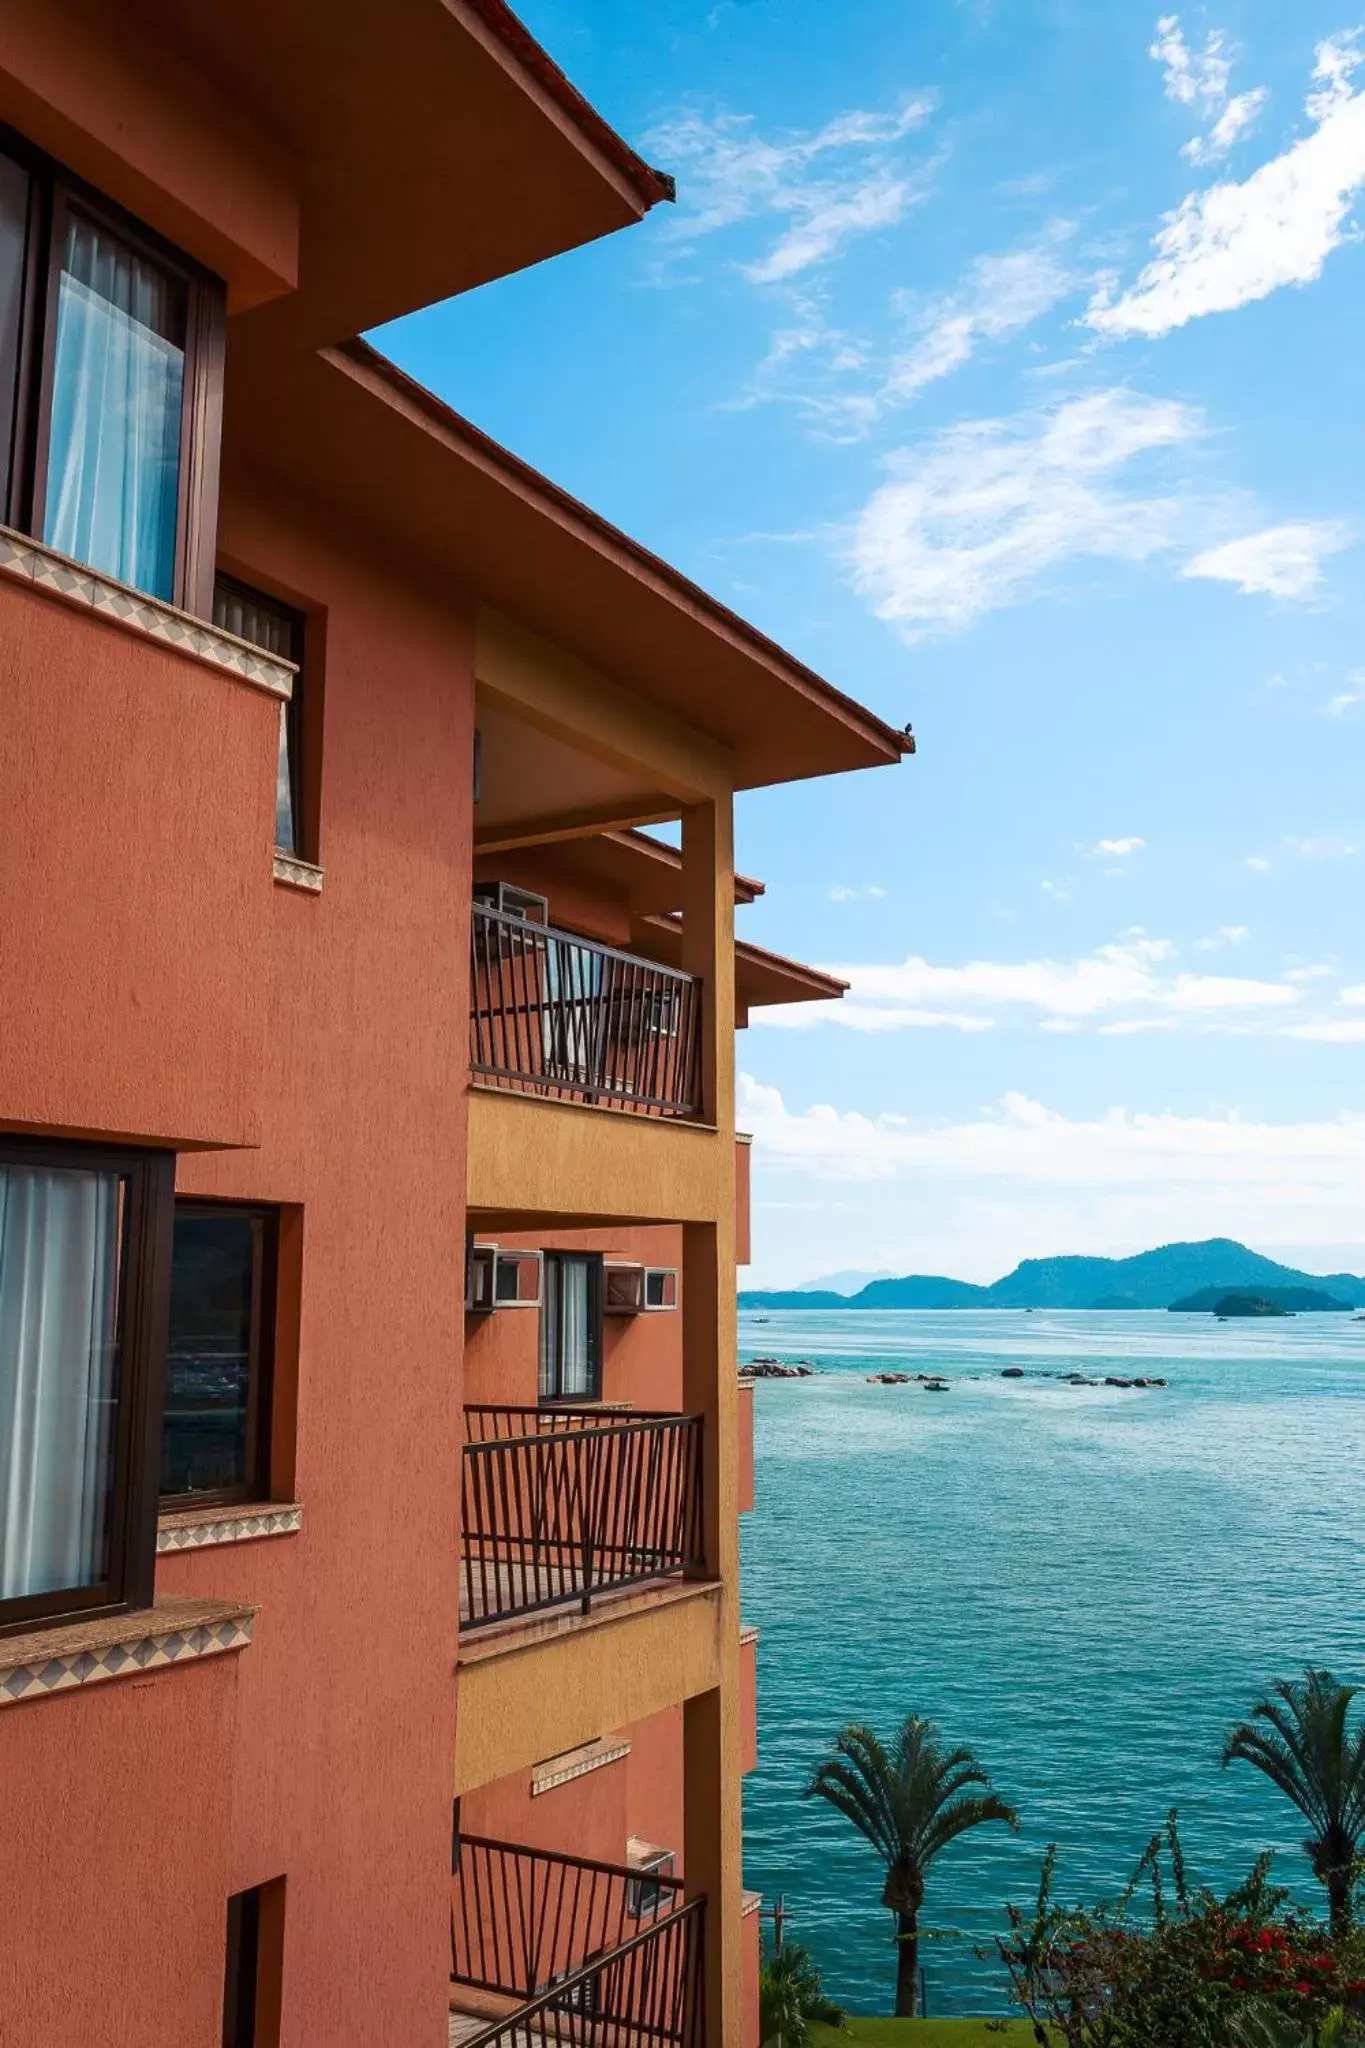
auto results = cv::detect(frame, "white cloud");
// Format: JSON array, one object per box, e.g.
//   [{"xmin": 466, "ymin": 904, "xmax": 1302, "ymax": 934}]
[
  {"xmin": 1149, "ymin": 16, "xmax": 1267, "ymax": 165},
  {"xmin": 1188, "ymin": 90, "xmax": 1269, "ymax": 165},
  {"xmin": 1090, "ymin": 32, "xmax": 1365, "ymax": 338},
  {"xmin": 828, "ymin": 883, "xmax": 891, "ymax": 904},
  {"xmin": 1285, "ymin": 1018, "xmax": 1365, "ymax": 1042},
  {"xmin": 847, "ymin": 388, "xmax": 1203, "ymax": 636},
  {"xmin": 740, "ymin": 1077, "xmax": 1365, "ymax": 1282},
  {"xmin": 1088, "ymin": 835, "xmax": 1146, "ymax": 858},
  {"xmin": 1246, "ymin": 855, "xmax": 1272, "ymax": 871},
  {"xmin": 1195, "ymin": 924, "xmax": 1249, "ymax": 950},
  {"xmin": 740, "ymin": 1072, "xmax": 1365, "ymax": 1194},
  {"xmin": 754, "ymin": 931, "xmax": 1300, "ymax": 1033},
  {"xmin": 1342, "ymin": 984, "xmax": 1365, "ymax": 1004},
  {"xmin": 1328, "ymin": 673, "xmax": 1365, "ymax": 714},
  {"xmin": 647, "ymin": 98, "xmax": 934, "ymax": 281},
  {"xmin": 1286, "ymin": 962, "xmax": 1335, "ymax": 982},
  {"xmin": 1183, "ymin": 521, "xmax": 1350, "ymax": 599},
  {"xmin": 885, "ymin": 234, "xmax": 1076, "ymax": 399}
]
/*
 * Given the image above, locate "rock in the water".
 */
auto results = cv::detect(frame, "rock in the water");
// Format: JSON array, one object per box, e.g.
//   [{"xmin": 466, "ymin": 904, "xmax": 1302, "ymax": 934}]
[{"xmin": 1001, "ymin": 1367, "xmax": 1025, "ymax": 1378}]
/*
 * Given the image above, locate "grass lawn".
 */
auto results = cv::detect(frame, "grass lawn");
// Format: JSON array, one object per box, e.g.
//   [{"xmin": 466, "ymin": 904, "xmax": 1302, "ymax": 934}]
[{"xmin": 811, "ymin": 2021, "xmax": 1038, "ymax": 2046}]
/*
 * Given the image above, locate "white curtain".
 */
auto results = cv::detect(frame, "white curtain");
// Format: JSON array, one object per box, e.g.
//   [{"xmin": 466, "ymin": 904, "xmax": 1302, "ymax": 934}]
[
  {"xmin": 0, "ymin": 1165, "xmax": 122, "ymax": 1601},
  {"xmin": 43, "ymin": 213, "xmax": 185, "ymax": 601}
]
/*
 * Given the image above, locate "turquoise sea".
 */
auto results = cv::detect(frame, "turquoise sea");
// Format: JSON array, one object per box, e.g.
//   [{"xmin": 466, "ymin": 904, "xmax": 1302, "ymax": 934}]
[{"xmin": 739, "ymin": 1309, "xmax": 1365, "ymax": 2018}]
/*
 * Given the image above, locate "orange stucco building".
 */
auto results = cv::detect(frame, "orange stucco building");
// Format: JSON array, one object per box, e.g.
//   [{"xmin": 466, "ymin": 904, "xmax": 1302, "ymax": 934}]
[{"xmin": 0, "ymin": 6, "xmax": 906, "ymax": 2044}]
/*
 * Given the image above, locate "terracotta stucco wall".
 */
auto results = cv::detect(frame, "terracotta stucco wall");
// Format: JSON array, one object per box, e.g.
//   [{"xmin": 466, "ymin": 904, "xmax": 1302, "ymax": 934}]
[{"xmin": 0, "ymin": 473, "xmax": 475, "ymax": 2047}]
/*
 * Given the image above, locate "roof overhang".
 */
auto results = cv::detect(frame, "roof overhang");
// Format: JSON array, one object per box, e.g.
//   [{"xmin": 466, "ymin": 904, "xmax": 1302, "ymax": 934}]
[
  {"xmin": 126, "ymin": 0, "xmax": 670, "ymax": 339},
  {"xmin": 473, "ymin": 831, "xmax": 763, "ymax": 915},
  {"xmin": 223, "ymin": 339, "xmax": 912, "ymax": 791},
  {"xmin": 638, "ymin": 914, "xmax": 848, "ymax": 1020}
]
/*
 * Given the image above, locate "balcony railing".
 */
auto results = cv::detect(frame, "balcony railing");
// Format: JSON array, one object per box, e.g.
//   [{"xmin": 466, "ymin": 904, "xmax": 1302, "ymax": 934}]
[
  {"xmin": 451, "ymin": 1836, "xmax": 704, "ymax": 2048},
  {"xmin": 461, "ymin": 1406, "xmax": 704, "ymax": 1629},
  {"xmin": 470, "ymin": 904, "xmax": 702, "ymax": 1119}
]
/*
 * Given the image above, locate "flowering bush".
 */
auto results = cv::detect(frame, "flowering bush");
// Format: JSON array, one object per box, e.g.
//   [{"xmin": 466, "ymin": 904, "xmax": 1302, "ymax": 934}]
[{"xmin": 996, "ymin": 1815, "xmax": 1365, "ymax": 2048}]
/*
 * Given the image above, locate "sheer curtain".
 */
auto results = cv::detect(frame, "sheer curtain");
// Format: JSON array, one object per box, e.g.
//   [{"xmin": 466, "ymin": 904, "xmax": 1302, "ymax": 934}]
[
  {"xmin": 539, "ymin": 1256, "xmax": 595, "ymax": 1400},
  {"xmin": 43, "ymin": 212, "xmax": 186, "ymax": 601},
  {"xmin": 0, "ymin": 1165, "xmax": 122, "ymax": 1601}
]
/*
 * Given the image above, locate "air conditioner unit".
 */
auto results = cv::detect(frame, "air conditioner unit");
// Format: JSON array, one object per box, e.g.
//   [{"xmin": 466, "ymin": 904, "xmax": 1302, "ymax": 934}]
[
  {"xmin": 604, "ymin": 1263, "xmax": 645, "ymax": 1315},
  {"xmin": 465, "ymin": 1241, "xmax": 496, "ymax": 1314},
  {"xmin": 494, "ymin": 1249, "xmax": 542, "ymax": 1306},
  {"xmin": 473, "ymin": 880, "xmax": 548, "ymax": 924}
]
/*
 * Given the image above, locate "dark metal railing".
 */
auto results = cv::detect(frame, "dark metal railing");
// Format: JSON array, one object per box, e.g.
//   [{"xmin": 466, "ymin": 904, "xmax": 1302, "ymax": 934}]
[
  {"xmin": 461, "ymin": 1408, "xmax": 704, "ymax": 1628},
  {"xmin": 470, "ymin": 903, "xmax": 702, "ymax": 1119},
  {"xmin": 451, "ymin": 1836, "xmax": 704, "ymax": 2048}
]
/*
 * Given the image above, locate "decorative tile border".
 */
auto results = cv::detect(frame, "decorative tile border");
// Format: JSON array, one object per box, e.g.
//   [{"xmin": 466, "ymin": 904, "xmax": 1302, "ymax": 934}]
[
  {"xmin": 0, "ymin": 1599, "xmax": 255, "ymax": 1709},
  {"xmin": 0, "ymin": 524, "xmax": 295, "ymax": 700},
  {"xmin": 742, "ymin": 1890, "xmax": 762, "ymax": 1918},
  {"xmin": 739, "ymin": 1623, "xmax": 760, "ymax": 1647},
  {"xmin": 531, "ymin": 1736, "xmax": 631, "ymax": 1796},
  {"xmin": 157, "ymin": 1501, "xmax": 303, "ymax": 1553},
  {"xmin": 273, "ymin": 852, "xmax": 324, "ymax": 893}
]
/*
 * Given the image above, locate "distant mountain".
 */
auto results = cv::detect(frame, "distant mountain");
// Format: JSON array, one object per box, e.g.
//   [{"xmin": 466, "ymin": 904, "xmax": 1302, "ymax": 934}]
[
  {"xmin": 798, "ymin": 1268, "xmax": 896, "ymax": 1295},
  {"xmin": 739, "ymin": 1238, "xmax": 1365, "ymax": 1312}
]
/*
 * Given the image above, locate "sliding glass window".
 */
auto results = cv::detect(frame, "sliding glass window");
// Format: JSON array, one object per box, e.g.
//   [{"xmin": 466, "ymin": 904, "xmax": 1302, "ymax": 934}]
[
  {"xmin": 539, "ymin": 1252, "xmax": 603, "ymax": 1402},
  {"xmin": 0, "ymin": 1137, "xmax": 172, "ymax": 1634},
  {"xmin": 0, "ymin": 128, "xmax": 223, "ymax": 611},
  {"xmin": 161, "ymin": 1204, "xmax": 276, "ymax": 1508}
]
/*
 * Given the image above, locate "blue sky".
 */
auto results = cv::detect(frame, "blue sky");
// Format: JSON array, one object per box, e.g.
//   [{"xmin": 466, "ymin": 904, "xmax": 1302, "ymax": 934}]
[{"xmin": 384, "ymin": 0, "xmax": 1365, "ymax": 1284}]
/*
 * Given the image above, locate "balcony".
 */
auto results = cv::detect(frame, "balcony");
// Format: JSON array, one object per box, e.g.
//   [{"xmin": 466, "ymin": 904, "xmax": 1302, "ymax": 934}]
[
  {"xmin": 461, "ymin": 1407, "xmax": 704, "ymax": 1631},
  {"xmin": 470, "ymin": 903, "xmax": 702, "ymax": 1120},
  {"xmin": 450, "ymin": 1836, "xmax": 704, "ymax": 2048}
]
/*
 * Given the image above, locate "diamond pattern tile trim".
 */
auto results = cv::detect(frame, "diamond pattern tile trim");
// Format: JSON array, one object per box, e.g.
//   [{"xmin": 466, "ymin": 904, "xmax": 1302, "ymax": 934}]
[
  {"xmin": 157, "ymin": 1503, "xmax": 302, "ymax": 1553},
  {"xmin": 0, "ymin": 1614, "xmax": 253, "ymax": 1707},
  {"xmin": 0, "ymin": 524, "xmax": 294, "ymax": 699}
]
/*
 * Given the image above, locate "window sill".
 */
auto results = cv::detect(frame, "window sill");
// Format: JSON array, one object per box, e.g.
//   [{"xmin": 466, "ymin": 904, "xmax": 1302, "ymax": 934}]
[
  {"xmin": 0, "ymin": 1596, "xmax": 255, "ymax": 1709},
  {"xmin": 157, "ymin": 1500, "xmax": 303, "ymax": 1553},
  {"xmin": 0, "ymin": 524, "xmax": 295, "ymax": 700},
  {"xmin": 531, "ymin": 1735, "xmax": 631, "ymax": 1796},
  {"xmin": 273, "ymin": 852, "xmax": 323, "ymax": 893}
]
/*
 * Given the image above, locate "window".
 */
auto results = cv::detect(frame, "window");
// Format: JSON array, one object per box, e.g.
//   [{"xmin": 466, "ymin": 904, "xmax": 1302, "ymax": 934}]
[
  {"xmin": 465, "ymin": 1241, "xmax": 496, "ymax": 1315},
  {"xmin": 644, "ymin": 1268, "xmax": 678, "ymax": 1312},
  {"xmin": 494, "ymin": 1250, "xmax": 542, "ymax": 1307},
  {"xmin": 539, "ymin": 1253, "xmax": 602, "ymax": 1402},
  {"xmin": 0, "ymin": 129, "xmax": 224, "ymax": 609},
  {"xmin": 161, "ymin": 1204, "xmax": 276, "ymax": 1508},
  {"xmin": 223, "ymin": 1879, "xmax": 285, "ymax": 2048},
  {"xmin": 213, "ymin": 576, "xmax": 306, "ymax": 858},
  {"xmin": 0, "ymin": 1135, "xmax": 173, "ymax": 1635}
]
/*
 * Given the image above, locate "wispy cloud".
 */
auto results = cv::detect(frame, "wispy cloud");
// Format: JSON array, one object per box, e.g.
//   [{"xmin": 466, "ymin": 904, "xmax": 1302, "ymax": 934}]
[
  {"xmin": 754, "ymin": 931, "xmax": 1300, "ymax": 1034},
  {"xmin": 884, "ymin": 232, "xmax": 1076, "ymax": 399},
  {"xmin": 1328, "ymin": 673, "xmax": 1365, "ymax": 715},
  {"xmin": 828, "ymin": 884, "xmax": 890, "ymax": 903},
  {"xmin": 1086, "ymin": 835, "xmax": 1146, "ymax": 858},
  {"xmin": 847, "ymin": 387, "xmax": 1203, "ymax": 636},
  {"xmin": 739, "ymin": 1075, "xmax": 1365, "ymax": 1206},
  {"xmin": 1195, "ymin": 924, "xmax": 1249, "ymax": 950},
  {"xmin": 1090, "ymin": 31, "xmax": 1365, "ymax": 337},
  {"xmin": 646, "ymin": 98, "xmax": 934, "ymax": 282},
  {"xmin": 1183, "ymin": 521, "xmax": 1351, "ymax": 599},
  {"xmin": 1150, "ymin": 15, "xmax": 1267, "ymax": 165}
]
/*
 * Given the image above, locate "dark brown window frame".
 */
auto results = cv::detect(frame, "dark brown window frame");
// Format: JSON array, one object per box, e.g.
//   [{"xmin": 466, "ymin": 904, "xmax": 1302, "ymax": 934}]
[
  {"xmin": 538, "ymin": 1251, "xmax": 604, "ymax": 1405},
  {"xmin": 160, "ymin": 1199, "xmax": 279, "ymax": 1514},
  {"xmin": 0, "ymin": 1133, "xmax": 174, "ymax": 1640},
  {"xmin": 212, "ymin": 571, "xmax": 312, "ymax": 861},
  {"xmin": 0, "ymin": 120, "xmax": 225, "ymax": 616}
]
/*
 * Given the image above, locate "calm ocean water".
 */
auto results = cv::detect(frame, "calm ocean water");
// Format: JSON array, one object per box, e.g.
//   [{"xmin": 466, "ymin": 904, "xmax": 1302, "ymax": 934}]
[{"xmin": 739, "ymin": 1309, "xmax": 1365, "ymax": 2018}]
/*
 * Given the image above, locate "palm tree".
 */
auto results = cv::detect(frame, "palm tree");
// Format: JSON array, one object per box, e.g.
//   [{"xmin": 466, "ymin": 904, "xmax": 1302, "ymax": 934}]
[
  {"xmin": 1223, "ymin": 1667, "xmax": 1365, "ymax": 1937},
  {"xmin": 806, "ymin": 1715, "xmax": 1019, "ymax": 2018}
]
